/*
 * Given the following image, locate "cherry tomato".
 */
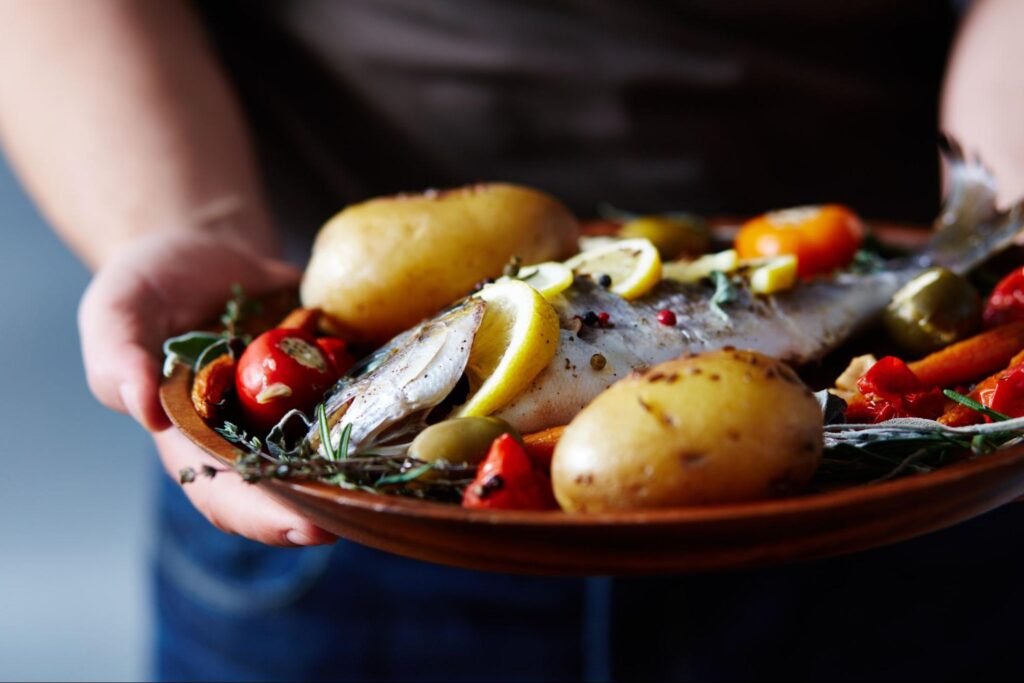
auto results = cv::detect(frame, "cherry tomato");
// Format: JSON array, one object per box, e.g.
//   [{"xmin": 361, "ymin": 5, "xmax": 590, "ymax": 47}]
[
  {"xmin": 462, "ymin": 434, "xmax": 558, "ymax": 510},
  {"xmin": 236, "ymin": 328, "xmax": 339, "ymax": 434},
  {"xmin": 735, "ymin": 204, "xmax": 864, "ymax": 278},
  {"xmin": 983, "ymin": 267, "xmax": 1024, "ymax": 328},
  {"xmin": 315, "ymin": 337, "xmax": 355, "ymax": 376}
]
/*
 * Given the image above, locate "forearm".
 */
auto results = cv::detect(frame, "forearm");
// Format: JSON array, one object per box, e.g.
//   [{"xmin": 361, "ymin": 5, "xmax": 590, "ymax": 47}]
[
  {"xmin": 0, "ymin": 0, "xmax": 277, "ymax": 269},
  {"xmin": 941, "ymin": 0, "xmax": 1024, "ymax": 205}
]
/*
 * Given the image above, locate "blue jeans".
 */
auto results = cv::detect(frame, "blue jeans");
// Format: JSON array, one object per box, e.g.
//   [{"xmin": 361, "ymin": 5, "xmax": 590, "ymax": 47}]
[{"xmin": 155, "ymin": 470, "xmax": 1024, "ymax": 682}]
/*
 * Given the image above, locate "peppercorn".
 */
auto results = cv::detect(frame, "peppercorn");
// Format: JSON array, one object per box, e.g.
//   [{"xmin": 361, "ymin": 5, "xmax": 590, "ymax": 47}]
[
  {"xmin": 590, "ymin": 353, "xmax": 607, "ymax": 370},
  {"xmin": 597, "ymin": 273, "xmax": 612, "ymax": 288},
  {"xmin": 583, "ymin": 311, "xmax": 600, "ymax": 326},
  {"xmin": 657, "ymin": 309, "xmax": 677, "ymax": 326}
]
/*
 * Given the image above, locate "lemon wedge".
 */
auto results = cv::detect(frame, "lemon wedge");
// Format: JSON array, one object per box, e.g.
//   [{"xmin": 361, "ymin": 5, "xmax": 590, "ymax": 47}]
[
  {"xmin": 564, "ymin": 238, "xmax": 661, "ymax": 299},
  {"xmin": 509, "ymin": 261, "xmax": 574, "ymax": 300},
  {"xmin": 456, "ymin": 279, "xmax": 560, "ymax": 417},
  {"xmin": 662, "ymin": 249, "xmax": 739, "ymax": 283},
  {"xmin": 748, "ymin": 255, "xmax": 798, "ymax": 294}
]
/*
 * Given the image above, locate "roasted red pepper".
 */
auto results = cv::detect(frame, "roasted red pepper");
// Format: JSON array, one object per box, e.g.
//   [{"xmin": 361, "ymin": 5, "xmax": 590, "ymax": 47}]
[
  {"xmin": 984, "ymin": 362, "xmax": 1024, "ymax": 418},
  {"xmin": 462, "ymin": 434, "xmax": 558, "ymax": 510},
  {"xmin": 983, "ymin": 267, "xmax": 1024, "ymax": 328},
  {"xmin": 848, "ymin": 356, "xmax": 946, "ymax": 422}
]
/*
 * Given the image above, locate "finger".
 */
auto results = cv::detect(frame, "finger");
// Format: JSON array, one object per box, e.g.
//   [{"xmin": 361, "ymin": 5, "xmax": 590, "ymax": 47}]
[
  {"xmin": 156, "ymin": 430, "xmax": 337, "ymax": 547},
  {"xmin": 79, "ymin": 266, "xmax": 172, "ymax": 431}
]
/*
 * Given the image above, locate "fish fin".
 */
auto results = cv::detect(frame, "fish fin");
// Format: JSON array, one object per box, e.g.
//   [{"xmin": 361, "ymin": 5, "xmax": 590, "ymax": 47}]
[{"xmin": 923, "ymin": 133, "xmax": 1024, "ymax": 274}]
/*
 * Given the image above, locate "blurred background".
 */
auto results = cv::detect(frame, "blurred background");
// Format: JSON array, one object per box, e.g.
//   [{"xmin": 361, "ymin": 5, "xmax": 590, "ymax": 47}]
[{"xmin": 0, "ymin": 153, "xmax": 150, "ymax": 681}]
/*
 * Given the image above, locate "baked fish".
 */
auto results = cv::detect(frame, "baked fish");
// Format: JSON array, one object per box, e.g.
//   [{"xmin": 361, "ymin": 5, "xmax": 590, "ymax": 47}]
[{"xmin": 309, "ymin": 138, "xmax": 1024, "ymax": 454}]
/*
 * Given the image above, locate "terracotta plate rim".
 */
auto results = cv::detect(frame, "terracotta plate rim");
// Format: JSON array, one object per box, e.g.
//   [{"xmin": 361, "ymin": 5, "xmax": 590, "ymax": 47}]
[{"xmin": 160, "ymin": 363, "xmax": 1024, "ymax": 528}]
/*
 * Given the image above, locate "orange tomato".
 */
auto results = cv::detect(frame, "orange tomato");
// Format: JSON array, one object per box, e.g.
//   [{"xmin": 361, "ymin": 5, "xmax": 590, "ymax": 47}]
[{"xmin": 735, "ymin": 205, "xmax": 864, "ymax": 278}]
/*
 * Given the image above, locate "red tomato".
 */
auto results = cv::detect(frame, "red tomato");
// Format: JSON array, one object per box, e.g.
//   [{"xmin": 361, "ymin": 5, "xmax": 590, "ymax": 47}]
[
  {"xmin": 462, "ymin": 434, "xmax": 558, "ymax": 510},
  {"xmin": 983, "ymin": 267, "xmax": 1024, "ymax": 328},
  {"xmin": 236, "ymin": 328, "xmax": 339, "ymax": 434},
  {"xmin": 315, "ymin": 337, "xmax": 355, "ymax": 376},
  {"xmin": 735, "ymin": 204, "xmax": 864, "ymax": 278}
]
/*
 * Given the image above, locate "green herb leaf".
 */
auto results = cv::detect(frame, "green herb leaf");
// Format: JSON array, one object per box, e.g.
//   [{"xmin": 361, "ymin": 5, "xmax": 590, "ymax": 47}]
[
  {"xmin": 162, "ymin": 331, "xmax": 224, "ymax": 377},
  {"xmin": 376, "ymin": 463, "xmax": 433, "ymax": 487},
  {"xmin": 317, "ymin": 403, "xmax": 338, "ymax": 462},
  {"xmin": 942, "ymin": 389, "xmax": 1010, "ymax": 422},
  {"xmin": 337, "ymin": 423, "xmax": 353, "ymax": 460},
  {"xmin": 709, "ymin": 270, "xmax": 738, "ymax": 320}
]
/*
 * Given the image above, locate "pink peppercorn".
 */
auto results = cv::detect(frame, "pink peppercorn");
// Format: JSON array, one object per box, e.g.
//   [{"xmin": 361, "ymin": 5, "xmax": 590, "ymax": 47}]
[
  {"xmin": 598, "ymin": 312, "xmax": 610, "ymax": 325},
  {"xmin": 657, "ymin": 309, "xmax": 677, "ymax": 326}
]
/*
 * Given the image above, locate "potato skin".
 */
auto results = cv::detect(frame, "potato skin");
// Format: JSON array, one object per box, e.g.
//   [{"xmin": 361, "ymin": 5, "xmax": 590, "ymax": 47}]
[
  {"xmin": 300, "ymin": 184, "xmax": 579, "ymax": 343},
  {"xmin": 552, "ymin": 351, "xmax": 823, "ymax": 512}
]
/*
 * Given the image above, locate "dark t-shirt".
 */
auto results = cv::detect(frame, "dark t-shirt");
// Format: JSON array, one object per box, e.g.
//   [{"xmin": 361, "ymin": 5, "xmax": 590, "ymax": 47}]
[{"xmin": 200, "ymin": 0, "xmax": 954, "ymax": 245}]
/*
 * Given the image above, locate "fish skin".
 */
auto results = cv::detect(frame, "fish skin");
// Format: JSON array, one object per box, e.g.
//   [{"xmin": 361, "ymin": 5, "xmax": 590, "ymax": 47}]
[
  {"xmin": 311, "ymin": 139, "xmax": 1024, "ymax": 450},
  {"xmin": 492, "ymin": 271, "xmax": 907, "ymax": 432}
]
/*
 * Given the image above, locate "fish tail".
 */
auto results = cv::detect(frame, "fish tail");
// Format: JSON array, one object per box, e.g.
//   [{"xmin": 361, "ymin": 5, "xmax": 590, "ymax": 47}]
[{"xmin": 922, "ymin": 133, "xmax": 1024, "ymax": 274}]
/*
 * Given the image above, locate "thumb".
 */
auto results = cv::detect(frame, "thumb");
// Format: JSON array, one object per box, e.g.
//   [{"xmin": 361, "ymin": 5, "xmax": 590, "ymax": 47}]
[{"xmin": 79, "ymin": 268, "xmax": 171, "ymax": 432}]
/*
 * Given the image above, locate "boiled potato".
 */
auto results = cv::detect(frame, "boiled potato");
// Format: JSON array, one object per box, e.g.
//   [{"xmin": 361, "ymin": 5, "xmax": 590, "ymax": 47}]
[
  {"xmin": 301, "ymin": 184, "xmax": 579, "ymax": 343},
  {"xmin": 552, "ymin": 350, "xmax": 822, "ymax": 512}
]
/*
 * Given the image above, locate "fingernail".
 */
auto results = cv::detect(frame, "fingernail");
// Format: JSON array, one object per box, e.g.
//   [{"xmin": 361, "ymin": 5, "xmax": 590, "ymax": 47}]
[
  {"xmin": 286, "ymin": 529, "xmax": 315, "ymax": 546},
  {"xmin": 119, "ymin": 383, "xmax": 141, "ymax": 422}
]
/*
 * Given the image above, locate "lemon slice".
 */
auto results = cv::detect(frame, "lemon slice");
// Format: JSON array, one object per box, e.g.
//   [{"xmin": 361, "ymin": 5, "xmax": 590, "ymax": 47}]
[
  {"xmin": 564, "ymin": 238, "xmax": 661, "ymax": 299},
  {"xmin": 456, "ymin": 280, "xmax": 560, "ymax": 417},
  {"xmin": 748, "ymin": 255, "xmax": 798, "ymax": 295},
  {"xmin": 513, "ymin": 261, "xmax": 574, "ymax": 300},
  {"xmin": 662, "ymin": 249, "xmax": 739, "ymax": 283}
]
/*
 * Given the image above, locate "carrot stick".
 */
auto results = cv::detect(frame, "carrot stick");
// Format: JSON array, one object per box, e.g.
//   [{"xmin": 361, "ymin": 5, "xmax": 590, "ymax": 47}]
[
  {"xmin": 939, "ymin": 348, "xmax": 1024, "ymax": 426},
  {"xmin": 522, "ymin": 426, "xmax": 565, "ymax": 472},
  {"xmin": 908, "ymin": 322, "xmax": 1024, "ymax": 388}
]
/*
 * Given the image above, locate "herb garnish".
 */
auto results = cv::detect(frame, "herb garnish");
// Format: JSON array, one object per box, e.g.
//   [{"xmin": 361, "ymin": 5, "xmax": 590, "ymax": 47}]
[{"xmin": 709, "ymin": 270, "xmax": 738, "ymax": 320}]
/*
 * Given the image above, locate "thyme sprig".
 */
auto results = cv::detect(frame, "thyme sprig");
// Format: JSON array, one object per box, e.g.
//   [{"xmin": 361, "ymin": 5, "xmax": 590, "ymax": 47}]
[
  {"xmin": 814, "ymin": 416, "xmax": 1024, "ymax": 486},
  {"xmin": 162, "ymin": 284, "xmax": 257, "ymax": 376}
]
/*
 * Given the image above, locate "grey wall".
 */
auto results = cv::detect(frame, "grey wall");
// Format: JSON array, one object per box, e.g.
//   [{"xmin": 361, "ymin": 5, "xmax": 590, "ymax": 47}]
[{"xmin": 0, "ymin": 156, "xmax": 150, "ymax": 681}]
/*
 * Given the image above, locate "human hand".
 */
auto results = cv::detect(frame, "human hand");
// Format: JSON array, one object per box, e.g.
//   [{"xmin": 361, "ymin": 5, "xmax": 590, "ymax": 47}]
[{"xmin": 79, "ymin": 232, "xmax": 337, "ymax": 546}]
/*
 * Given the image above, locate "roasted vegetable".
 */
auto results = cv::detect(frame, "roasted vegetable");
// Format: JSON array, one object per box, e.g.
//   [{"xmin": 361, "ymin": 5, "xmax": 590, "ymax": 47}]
[
  {"xmin": 983, "ymin": 267, "xmax": 1024, "ymax": 328},
  {"xmin": 883, "ymin": 267, "xmax": 981, "ymax": 356},
  {"xmin": 551, "ymin": 351, "xmax": 823, "ymax": 511},
  {"xmin": 301, "ymin": 184, "xmax": 579, "ymax": 343},
  {"xmin": 845, "ymin": 356, "xmax": 945, "ymax": 423},
  {"xmin": 940, "ymin": 349, "xmax": 1024, "ymax": 426},
  {"xmin": 618, "ymin": 215, "xmax": 709, "ymax": 259},
  {"xmin": 235, "ymin": 328, "xmax": 342, "ymax": 434},
  {"xmin": 191, "ymin": 354, "xmax": 236, "ymax": 421},
  {"xmin": 409, "ymin": 417, "xmax": 522, "ymax": 469},
  {"xmin": 462, "ymin": 434, "xmax": 558, "ymax": 510},
  {"xmin": 735, "ymin": 204, "xmax": 863, "ymax": 277}
]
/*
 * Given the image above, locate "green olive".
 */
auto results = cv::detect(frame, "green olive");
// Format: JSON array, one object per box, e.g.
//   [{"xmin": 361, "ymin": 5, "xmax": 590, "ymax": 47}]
[
  {"xmin": 883, "ymin": 267, "xmax": 981, "ymax": 356},
  {"xmin": 409, "ymin": 417, "xmax": 522, "ymax": 469},
  {"xmin": 619, "ymin": 215, "xmax": 710, "ymax": 259}
]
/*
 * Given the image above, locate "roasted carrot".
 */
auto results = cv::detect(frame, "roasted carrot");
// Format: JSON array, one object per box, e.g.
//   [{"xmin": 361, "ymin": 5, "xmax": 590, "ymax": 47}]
[
  {"xmin": 522, "ymin": 426, "xmax": 566, "ymax": 472},
  {"xmin": 842, "ymin": 322, "xmax": 1024, "ymax": 419},
  {"xmin": 939, "ymin": 348, "xmax": 1024, "ymax": 426},
  {"xmin": 908, "ymin": 321, "xmax": 1024, "ymax": 389}
]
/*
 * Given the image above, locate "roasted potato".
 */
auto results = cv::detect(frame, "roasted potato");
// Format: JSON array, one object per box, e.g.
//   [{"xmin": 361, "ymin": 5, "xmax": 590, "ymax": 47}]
[
  {"xmin": 552, "ymin": 350, "xmax": 823, "ymax": 512},
  {"xmin": 301, "ymin": 184, "xmax": 579, "ymax": 343}
]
